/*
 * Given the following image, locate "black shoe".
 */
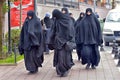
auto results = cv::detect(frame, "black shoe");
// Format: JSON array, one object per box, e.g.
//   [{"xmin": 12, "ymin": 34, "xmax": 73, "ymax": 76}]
[
  {"xmin": 91, "ymin": 65, "xmax": 96, "ymax": 69},
  {"xmin": 60, "ymin": 71, "xmax": 69, "ymax": 77},
  {"xmin": 78, "ymin": 58, "xmax": 80, "ymax": 61},
  {"xmin": 29, "ymin": 69, "xmax": 38, "ymax": 74},
  {"xmin": 86, "ymin": 64, "xmax": 90, "ymax": 70},
  {"xmin": 78, "ymin": 56, "xmax": 81, "ymax": 61},
  {"xmin": 71, "ymin": 62, "xmax": 75, "ymax": 66}
]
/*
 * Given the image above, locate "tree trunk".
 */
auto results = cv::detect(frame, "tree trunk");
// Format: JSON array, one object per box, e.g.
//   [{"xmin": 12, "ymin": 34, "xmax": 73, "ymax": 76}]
[{"xmin": 0, "ymin": 1, "xmax": 4, "ymax": 57}]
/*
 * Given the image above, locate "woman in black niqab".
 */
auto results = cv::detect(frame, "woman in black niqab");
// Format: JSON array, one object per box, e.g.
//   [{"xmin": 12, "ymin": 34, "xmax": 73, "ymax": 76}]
[
  {"xmin": 76, "ymin": 8, "xmax": 103, "ymax": 69},
  {"xmin": 19, "ymin": 10, "xmax": 44, "ymax": 73},
  {"xmin": 61, "ymin": 7, "xmax": 69, "ymax": 14},
  {"xmin": 48, "ymin": 9, "xmax": 75, "ymax": 77},
  {"xmin": 75, "ymin": 12, "xmax": 85, "ymax": 61},
  {"xmin": 74, "ymin": 12, "xmax": 85, "ymax": 27}
]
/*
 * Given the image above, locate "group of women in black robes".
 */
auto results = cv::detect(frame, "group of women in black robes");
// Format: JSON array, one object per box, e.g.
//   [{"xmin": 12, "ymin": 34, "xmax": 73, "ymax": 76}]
[
  {"xmin": 19, "ymin": 7, "xmax": 103, "ymax": 76},
  {"xmin": 75, "ymin": 8, "xmax": 103, "ymax": 69}
]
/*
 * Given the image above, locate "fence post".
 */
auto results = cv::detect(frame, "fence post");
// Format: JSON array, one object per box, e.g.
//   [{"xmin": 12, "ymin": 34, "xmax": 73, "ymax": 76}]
[
  {"xmin": 117, "ymin": 50, "xmax": 120, "ymax": 67},
  {"xmin": 111, "ymin": 40, "xmax": 116, "ymax": 54},
  {"xmin": 8, "ymin": 0, "xmax": 12, "ymax": 54},
  {"xmin": 114, "ymin": 44, "xmax": 119, "ymax": 59},
  {"xmin": 14, "ymin": 43, "xmax": 17, "ymax": 64}
]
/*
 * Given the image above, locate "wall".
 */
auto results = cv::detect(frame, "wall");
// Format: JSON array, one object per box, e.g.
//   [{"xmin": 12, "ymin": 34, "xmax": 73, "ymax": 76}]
[{"xmin": 37, "ymin": 4, "xmax": 109, "ymax": 20}]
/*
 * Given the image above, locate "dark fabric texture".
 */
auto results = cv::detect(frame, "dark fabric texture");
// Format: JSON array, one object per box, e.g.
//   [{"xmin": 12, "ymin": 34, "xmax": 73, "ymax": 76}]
[
  {"xmin": 70, "ymin": 17, "xmax": 75, "ymax": 25},
  {"xmin": 19, "ymin": 10, "xmax": 44, "ymax": 72},
  {"xmin": 49, "ymin": 9, "xmax": 75, "ymax": 75},
  {"xmin": 81, "ymin": 45, "xmax": 100, "ymax": 66},
  {"xmin": 44, "ymin": 17, "xmax": 52, "ymax": 28},
  {"xmin": 53, "ymin": 46, "xmax": 72, "ymax": 75},
  {"xmin": 24, "ymin": 47, "xmax": 44, "ymax": 71},
  {"xmin": 61, "ymin": 7, "xmax": 69, "ymax": 14},
  {"xmin": 74, "ymin": 12, "xmax": 85, "ymax": 60},
  {"xmin": 49, "ymin": 9, "xmax": 75, "ymax": 49},
  {"xmin": 76, "ymin": 44, "xmax": 82, "ymax": 60},
  {"xmin": 75, "ymin": 12, "xmax": 85, "ymax": 43},
  {"xmin": 75, "ymin": 8, "xmax": 102, "ymax": 66},
  {"xmin": 75, "ymin": 9, "xmax": 103, "ymax": 45},
  {"xmin": 42, "ymin": 29, "xmax": 51, "ymax": 53},
  {"xmin": 74, "ymin": 12, "xmax": 85, "ymax": 28},
  {"xmin": 41, "ymin": 16, "xmax": 52, "ymax": 53}
]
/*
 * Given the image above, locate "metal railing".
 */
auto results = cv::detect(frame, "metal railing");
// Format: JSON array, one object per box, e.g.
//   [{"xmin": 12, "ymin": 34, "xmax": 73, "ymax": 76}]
[
  {"xmin": 37, "ymin": 0, "xmax": 80, "ymax": 9},
  {"xmin": 0, "ymin": 42, "xmax": 23, "ymax": 66}
]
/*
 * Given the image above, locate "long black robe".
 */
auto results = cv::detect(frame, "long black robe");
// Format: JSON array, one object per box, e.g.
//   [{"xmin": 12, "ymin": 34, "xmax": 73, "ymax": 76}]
[
  {"xmin": 75, "ymin": 12, "xmax": 85, "ymax": 60},
  {"xmin": 74, "ymin": 12, "xmax": 85, "ymax": 29},
  {"xmin": 19, "ymin": 11, "xmax": 44, "ymax": 72},
  {"xmin": 76, "ymin": 9, "xmax": 103, "ymax": 66},
  {"xmin": 48, "ymin": 9, "xmax": 75, "ymax": 76},
  {"xmin": 41, "ymin": 17, "xmax": 52, "ymax": 53}
]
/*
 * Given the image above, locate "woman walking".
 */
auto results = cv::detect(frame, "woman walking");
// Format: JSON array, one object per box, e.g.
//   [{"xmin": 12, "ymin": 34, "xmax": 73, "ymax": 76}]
[
  {"xmin": 76, "ymin": 8, "xmax": 103, "ymax": 69},
  {"xmin": 75, "ymin": 12, "xmax": 85, "ymax": 61},
  {"xmin": 19, "ymin": 11, "xmax": 44, "ymax": 73},
  {"xmin": 48, "ymin": 9, "xmax": 75, "ymax": 77}
]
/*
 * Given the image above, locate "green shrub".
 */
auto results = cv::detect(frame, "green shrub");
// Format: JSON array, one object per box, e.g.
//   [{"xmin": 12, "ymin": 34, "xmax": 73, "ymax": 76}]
[
  {"xmin": 5, "ymin": 29, "xmax": 21, "ymax": 50},
  {"xmin": 2, "ymin": 45, "xmax": 7, "ymax": 53}
]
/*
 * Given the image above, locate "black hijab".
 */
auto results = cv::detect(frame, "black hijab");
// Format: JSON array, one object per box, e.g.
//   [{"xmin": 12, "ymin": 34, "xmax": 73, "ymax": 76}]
[
  {"xmin": 19, "ymin": 10, "xmax": 43, "ymax": 51},
  {"xmin": 61, "ymin": 7, "xmax": 69, "ymax": 14},
  {"xmin": 44, "ymin": 16, "xmax": 52, "ymax": 28},
  {"xmin": 75, "ymin": 8, "xmax": 103, "ymax": 45},
  {"xmin": 74, "ymin": 12, "xmax": 85, "ymax": 28},
  {"xmin": 49, "ymin": 9, "xmax": 74, "ymax": 49},
  {"xmin": 78, "ymin": 12, "xmax": 85, "ymax": 21}
]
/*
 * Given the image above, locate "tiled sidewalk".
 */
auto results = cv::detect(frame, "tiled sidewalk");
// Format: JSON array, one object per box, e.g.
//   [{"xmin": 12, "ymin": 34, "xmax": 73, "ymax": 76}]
[{"xmin": 0, "ymin": 50, "xmax": 120, "ymax": 80}]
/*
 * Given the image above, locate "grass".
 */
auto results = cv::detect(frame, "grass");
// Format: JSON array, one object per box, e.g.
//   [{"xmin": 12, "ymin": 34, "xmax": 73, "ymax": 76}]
[
  {"xmin": 0, "ymin": 45, "xmax": 24, "ymax": 64},
  {"xmin": 0, "ymin": 53, "xmax": 24, "ymax": 64}
]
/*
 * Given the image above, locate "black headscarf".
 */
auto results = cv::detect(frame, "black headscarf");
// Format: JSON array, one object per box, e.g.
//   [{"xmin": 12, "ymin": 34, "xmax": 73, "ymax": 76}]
[
  {"xmin": 61, "ymin": 7, "xmax": 69, "ymax": 14},
  {"xmin": 74, "ymin": 12, "xmax": 85, "ymax": 28},
  {"xmin": 86, "ymin": 8, "xmax": 92, "ymax": 14},
  {"xmin": 78, "ymin": 12, "xmax": 85, "ymax": 21},
  {"xmin": 49, "ymin": 9, "xmax": 74, "ymax": 49},
  {"xmin": 75, "ymin": 8, "xmax": 103, "ymax": 45},
  {"xmin": 27, "ymin": 11, "xmax": 34, "ymax": 17},
  {"xmin": 44, "ymin": 16, "xmax": 52, "ymax": 28},
  {"xmin": 19, "ymin": 10, "xmax": 43, "ymax": 53}
]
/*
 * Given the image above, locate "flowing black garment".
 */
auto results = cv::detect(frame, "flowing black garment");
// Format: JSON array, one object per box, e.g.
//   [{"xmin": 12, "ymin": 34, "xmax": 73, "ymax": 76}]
[
  {"xmin": 81, "ymin": 45, "xmax": 100, "ymax": 66},
  {"xmin": 44, "ymin": 17, "xmax": 52, "ymax": 28},
  {"xmin": 75, "ymin": 8, "xmax": 103, "ymax": 66},
  {"xmin": 75, "ymin": 13, "xmax": 102, "ymax": 45},
  {"xmin": 41, "ymin": 17, "xmax": 52, "ymax": 53},
  {"xmin": 19, "ymin": 11, "xmax": 44, "ymax": 72},
  {"xmin": 74, "ymin": 12, "xmax": 85, "ymax": 60},
  {"xmin": 74, "ymin": 12, "xmax": 85, "ymax": 29},
  {"xmin": 48, "ymin": 9, "xmax": 75, "ymax": 75}
]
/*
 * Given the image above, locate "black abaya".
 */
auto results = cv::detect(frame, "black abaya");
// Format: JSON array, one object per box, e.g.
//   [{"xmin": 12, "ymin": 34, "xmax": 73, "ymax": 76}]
[
  {"xmin": 48, "ymin": 9, "xmax": 75, "ymax": 76},
  {"xmin": 19, "ymin": 11, "xmax": 44, "ymax": 72},
  {"xmin": 75, "ymin": 8, "xmax": 103, "ymax": 68},
  {"xmin": 75, "ymin": 12, "xmax": 85, "ymax": 60}
]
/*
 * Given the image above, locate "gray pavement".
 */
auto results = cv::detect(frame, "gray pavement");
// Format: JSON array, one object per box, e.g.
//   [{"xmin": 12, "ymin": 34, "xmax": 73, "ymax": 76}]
[{"xmin": 0, "ymin": 48, "xmax": 120, "ymax": 80}]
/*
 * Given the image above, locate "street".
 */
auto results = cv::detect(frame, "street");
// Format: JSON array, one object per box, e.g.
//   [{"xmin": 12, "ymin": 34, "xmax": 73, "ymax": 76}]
[{"xmin": 0, "ymin": 46, "xmax": 120, "ymax": 80}]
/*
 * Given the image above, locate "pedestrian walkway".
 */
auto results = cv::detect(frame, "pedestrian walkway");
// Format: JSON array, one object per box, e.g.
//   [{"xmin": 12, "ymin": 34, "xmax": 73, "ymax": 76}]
[{"xmin": 0, "ymin": 50, "xmax": 120, "ymax": 80}]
